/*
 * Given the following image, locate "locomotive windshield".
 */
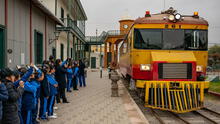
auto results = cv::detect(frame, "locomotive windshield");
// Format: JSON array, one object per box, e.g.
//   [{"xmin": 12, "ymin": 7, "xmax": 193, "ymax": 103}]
[{"xmin": 134, "ymin": 29, "xmax": 208, "ymax": 50}]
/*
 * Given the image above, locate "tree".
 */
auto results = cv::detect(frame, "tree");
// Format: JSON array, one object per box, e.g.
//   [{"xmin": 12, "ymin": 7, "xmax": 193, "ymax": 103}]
[{"xmin": 209, "ymin": 45, "xmax": 220, "ymax": 54}]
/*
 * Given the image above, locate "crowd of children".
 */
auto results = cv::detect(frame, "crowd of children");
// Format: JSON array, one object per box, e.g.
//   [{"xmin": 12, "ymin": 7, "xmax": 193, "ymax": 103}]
[{"xmin": 0, "ymin": 56, "xmax": 86, "ymax": 124}]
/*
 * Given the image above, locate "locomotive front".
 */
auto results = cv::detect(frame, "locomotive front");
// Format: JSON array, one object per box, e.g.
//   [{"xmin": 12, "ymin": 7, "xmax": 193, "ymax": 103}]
[{"xmin": 127, "ymin": 8, "xmax": 209, "ymax": 113}]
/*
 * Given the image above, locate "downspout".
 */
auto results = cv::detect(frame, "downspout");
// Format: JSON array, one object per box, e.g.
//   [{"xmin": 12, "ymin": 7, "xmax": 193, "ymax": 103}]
[
  {"xmin": 45, "ymin": 16, "xmax": 47, "ymax": 59},
  {"xmin": 30, "ymin": 0, "xmax": 33, "ymax": 63},
  {"xmin": 5, "ymin": 0, "xmax": 8, "ymax": 67},
  {"xmin": 5, "ymin": 0, "xmax": 8, "ymax": 27}
]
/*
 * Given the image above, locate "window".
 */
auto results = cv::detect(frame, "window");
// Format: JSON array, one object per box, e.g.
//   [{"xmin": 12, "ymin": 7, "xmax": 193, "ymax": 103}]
[
  {"xmin": 134, "ymin": 29, "xmax": 162, "ymax": 49},
  {"xmin": 163, "ymin": 29, "xmax": 184, "ymax": 49},
  {"xmin": 52, "ymin": 48, "xmax": 56, "ymax": 59},
  {"xmin": 185, "ymin": 30, "xmax": 208, "ymax": 50},
  {"xmin": 134, "ymin": 29, "xmax": 208, "ymax": 50},
  {"xmin": 0, "ymin": 27, "xmax": 5, "ymax": 68},
  {"xmin": 71, "ymin": 48, "xmax": 73, "ymax": 58},
  {"xmin": 34, "ymin": 30, "xmax": 43, "ymax": 64},
  {"xmin": 60, "ymin": 44, "xmax": 64, "ymax": 61},
  {"xmin": 61, "ymin": 8, "xmax": 64, "ymax": 22}
]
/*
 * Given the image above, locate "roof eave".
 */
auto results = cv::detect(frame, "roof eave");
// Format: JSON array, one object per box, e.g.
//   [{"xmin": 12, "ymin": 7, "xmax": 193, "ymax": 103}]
[
  {"xmin": 32, "ymin": 0, "xmax": 64, "ymax": 26},
  {"xmin": 76, "ymin": 0, "xmax": 88, "ymax": 20}
]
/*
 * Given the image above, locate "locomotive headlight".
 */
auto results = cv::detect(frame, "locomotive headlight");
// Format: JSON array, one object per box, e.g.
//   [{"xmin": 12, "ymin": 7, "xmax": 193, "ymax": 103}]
[
  {"xmin": 168, "ymin": 15, "xmax": 175, "ymax": 21},
  {"xmin": 140, "ymin": 64, "xmax": 151, "ymax": 71},
  {"xmin": 175, "ymin": 13, "xmax": 181, "ymax": 20},
  {"xmin": 196, "ymin": 65, "xmax": 203, "ymax": 72}
]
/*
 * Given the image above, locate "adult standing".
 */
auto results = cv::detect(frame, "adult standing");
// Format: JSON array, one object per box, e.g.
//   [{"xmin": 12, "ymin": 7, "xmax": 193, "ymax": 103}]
[
  {"xmin": 79, "ymin": 60, "xmax": 86, "ymax": 87},
  {"xmin": 0, "ymin": 72, "xmax": 8, "ymax": 123},
  {"xmin": 1, "ymin": 68, "xmax": 24, "ymax": 124},
  {"xmin": 55, "ymin": 59, "xmax": 69, "ymax": 103}
]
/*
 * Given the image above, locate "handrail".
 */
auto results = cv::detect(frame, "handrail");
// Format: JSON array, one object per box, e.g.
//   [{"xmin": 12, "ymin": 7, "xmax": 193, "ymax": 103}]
[
  {"xmin": 86, "ymin": 30, "xmax": 127, "ymax": 44},
  {"xmin": 60, "ymin": 18, "xmax": 85, "ymax": 40}
]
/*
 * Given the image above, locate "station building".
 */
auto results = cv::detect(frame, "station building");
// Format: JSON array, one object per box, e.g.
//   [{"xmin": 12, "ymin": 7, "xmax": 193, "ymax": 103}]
[
  {"xmin": 0, "ymin": 0, "xmax": 87, "ymax": 68},
  {"xmin": 41, "ymin": 0, "xmax": 87, "ymax": 61}
]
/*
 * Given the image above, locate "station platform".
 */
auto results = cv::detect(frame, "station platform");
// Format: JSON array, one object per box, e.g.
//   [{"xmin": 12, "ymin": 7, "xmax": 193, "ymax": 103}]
[{"xmin": 42, "ymin": 69, "xmax": 148, "ymax": 124}]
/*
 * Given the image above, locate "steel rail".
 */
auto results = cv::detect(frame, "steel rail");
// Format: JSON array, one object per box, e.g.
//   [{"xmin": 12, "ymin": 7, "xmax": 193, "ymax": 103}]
[
  {"xmin": 169, "ymin": 112, "xmax": 191, "ymax": 124},
  {"xmin": 193, "ymin": 111, "xmax": 218, "ymax": 124},
  {"xmin": 150, "ymin": 109, "xmax": 166, "ymax": 124}
]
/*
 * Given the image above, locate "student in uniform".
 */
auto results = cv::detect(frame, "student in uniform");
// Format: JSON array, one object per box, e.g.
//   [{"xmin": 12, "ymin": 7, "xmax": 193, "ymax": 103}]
[
  {"xmin": 14, "ymin": 65, "xmax": 34, "ymax": 124},
  {"xmin": 67, "ymin": 63, "xmax": 74, "ymax": 92},
  {"xmin": 47, "ymin": 65, "xmax": 58, "ymax": 119},
  {"xmin": 72, "ymin": 62, "xmax": 79, "ymax": 90},
  {"xmin": 21, "ymin": 72, "xmax": 37, "ymax": 124},
  {"xmin": 31, "ymin": 66, "xmax": 44, "ymax": 124}
]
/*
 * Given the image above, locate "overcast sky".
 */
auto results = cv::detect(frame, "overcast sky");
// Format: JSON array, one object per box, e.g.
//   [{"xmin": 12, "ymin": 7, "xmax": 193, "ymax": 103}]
[{"xmin": 81, "ymin": 0, "xmax": 220, "ymax": 43}]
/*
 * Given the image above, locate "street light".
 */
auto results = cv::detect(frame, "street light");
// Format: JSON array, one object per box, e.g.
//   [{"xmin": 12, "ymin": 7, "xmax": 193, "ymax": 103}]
[{"xmin": 49, "ymin": 31, "xmax": 60, "ymax": 44}]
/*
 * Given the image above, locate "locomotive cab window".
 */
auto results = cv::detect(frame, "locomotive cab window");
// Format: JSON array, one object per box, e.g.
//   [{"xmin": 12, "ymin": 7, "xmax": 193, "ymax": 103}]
[
  {"xmin": 134, "ymin": 29, "xmax": 162, "ymax": 49},
  {"xmin": 134, "ymin": 28, "xmax": 208, "ymax": 50},
  {"xmin": 185, "ymin": 30, "xmax": 208, "ymax": 50}
]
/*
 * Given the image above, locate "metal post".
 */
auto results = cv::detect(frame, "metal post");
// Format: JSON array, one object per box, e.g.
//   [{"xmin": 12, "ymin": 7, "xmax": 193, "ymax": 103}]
[
  {"xmin": 110, "ymin": 70, "xmax": 120, "ymax": 97},
  {"xmin": 76, "ymin": 38, "xmax": 78, "ymax": 60},
  {"xmin": 67, "ymin": 31, "xmax": 70, "ymax": 58},
  {"xmin": 100, "ymin": 44, "xmax": 102, "ymax": 78}
]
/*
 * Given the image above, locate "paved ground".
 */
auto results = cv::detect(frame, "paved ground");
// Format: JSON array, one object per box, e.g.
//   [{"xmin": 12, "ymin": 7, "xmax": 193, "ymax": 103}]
[{"xmin": 41, "ymin": 70, "xmax": 148, "ymax": 124}]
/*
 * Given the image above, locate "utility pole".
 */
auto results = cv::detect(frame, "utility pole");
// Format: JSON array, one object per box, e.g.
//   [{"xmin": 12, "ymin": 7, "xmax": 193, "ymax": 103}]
[
  {"xmin": 163, "ymin": 0, "xmax": 166, "ymax": 10},
  {"xmin": 96, "ymin": 29, "xmax": 98, "ymax": 52}
]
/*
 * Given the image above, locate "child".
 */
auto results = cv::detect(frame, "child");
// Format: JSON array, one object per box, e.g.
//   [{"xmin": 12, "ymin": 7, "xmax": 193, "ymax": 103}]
[
  {"xmin": 1, "ymin": 68, "xmax": 24, "ymax": 124},
  {"xmin": 67, "ymin": 63, "xmax": 74, "ymax": 92},
  {"xmin": 46, "ymin": 65, "xmax": 58, "ymax": 119},
  {"xmin": 21, "ymin": 73, "xmax": 37, "ymax": 124},
  {"xmin": 14, "ymin": 65, "xmax": 34, "ymax": 124},
  {"xmin": 31, "ymin": 65, "xmax": 44, "ymax": 124},
  {"xmin": 39, "ymin": 64, "xmax": 50, "ymax": 120},
  {"xmin": 72, "ymin": 62, "xmax": 79, "ymax": 90}
]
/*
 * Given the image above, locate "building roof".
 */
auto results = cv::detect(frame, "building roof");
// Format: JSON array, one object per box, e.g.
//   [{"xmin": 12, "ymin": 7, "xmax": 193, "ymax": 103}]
[
  {"xmin": 134, "ymin": 14, "xmax": 209, "ymax": 25},
  {"xmin": 76, "ymin": 0, "xmax": 88, "ymax": 20},
  {"xmin": 32, "ymin": 0, "xmax": 64, "ymax": 26}
]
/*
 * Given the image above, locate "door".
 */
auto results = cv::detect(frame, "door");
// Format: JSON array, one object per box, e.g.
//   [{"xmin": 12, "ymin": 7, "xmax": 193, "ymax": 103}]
[
  {"xmin": 52, "ymin": 47, "xmax": 56, "ymax": 59},
  {"xmin": 91, "ymin": 57, "xmax": 96, "ymax": 69},
  {"xmin": 34, "ymin": 31, "xmax": 43, "ymax": 64},
  {"xmin": 107, "ymin": 52, "xmax": 112, "ymax": 67},
  {"xmin": 60, "ymin": 43, "xmax": 64, "ymax": 61},
  {"xmin": 0, "ymin": 27, "xmax": 5, "ymax": 68}
]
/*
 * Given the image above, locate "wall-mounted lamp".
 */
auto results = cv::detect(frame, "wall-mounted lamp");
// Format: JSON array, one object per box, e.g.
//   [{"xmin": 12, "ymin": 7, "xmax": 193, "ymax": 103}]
[{"xmin": 49, "ymin": 31, "xmax": 60, "ymax": 44}]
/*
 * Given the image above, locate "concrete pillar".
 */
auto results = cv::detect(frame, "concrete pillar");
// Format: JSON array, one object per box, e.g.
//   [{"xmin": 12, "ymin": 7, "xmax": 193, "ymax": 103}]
[
  {"xmin": 72, "ymin": 35, "xmax": 76, "ymax": 60},
  {"xmin": 116, "ymin": 44, "xmax": 118, "ymax": 64},
  {"xmin": 76, "ymin": 38, "xmax": 78, "ymax": 60},
  {"xmin": 67, "ymin": 32, "xmax": 70, "ymax": 58},
  {"xmin": 111, "ymin": 43, "xmax": 115, "ymax": 63},
  {"xmin": 104, "ymin": 42, "xmax": 107, "ymax": 68}
]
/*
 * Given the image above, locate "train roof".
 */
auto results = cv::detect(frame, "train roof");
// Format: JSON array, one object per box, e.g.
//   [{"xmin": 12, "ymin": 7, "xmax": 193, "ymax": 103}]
[{"xmin": 134, "ymin": 10, "xmax": 208, "ymax": 25}]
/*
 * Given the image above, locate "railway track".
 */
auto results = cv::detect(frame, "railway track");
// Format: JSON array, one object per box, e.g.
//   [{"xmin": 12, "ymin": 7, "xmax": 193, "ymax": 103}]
[{"xmin": 122, "ymin": 79, "xmax": 220, "ymax": 124}]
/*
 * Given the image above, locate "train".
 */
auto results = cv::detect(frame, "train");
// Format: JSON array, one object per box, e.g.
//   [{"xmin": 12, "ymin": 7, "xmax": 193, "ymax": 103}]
[{"xmin": 119, "ymin": 8, "xmax": 209, "ymax": 113}]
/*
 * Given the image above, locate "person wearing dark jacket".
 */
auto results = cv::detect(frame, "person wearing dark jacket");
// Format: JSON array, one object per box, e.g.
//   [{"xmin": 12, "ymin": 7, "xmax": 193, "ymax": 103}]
[
  {"xmin": 0, "ymin": 80, "xmax": 8, "ymax": 123},
  {"xmin": 39, "ymin": 65, "xmax": 50, "ymax": 120},
  {"xmin": 55, "ymin": 59, "xmax": 69, "ymax": 103},
  {"xmin": 1, "ymin": 68, "xmax": 24, "ymax": 124},
  {"xmin": 79, "ymin": 60, "xmax": 86, "ymax": 87}
]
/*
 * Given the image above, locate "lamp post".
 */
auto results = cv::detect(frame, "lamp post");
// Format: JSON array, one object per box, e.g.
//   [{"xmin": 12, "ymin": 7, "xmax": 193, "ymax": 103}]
[{"xmin": 49, "ymin": 31, "xmax": 60, "ymax": 45}]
